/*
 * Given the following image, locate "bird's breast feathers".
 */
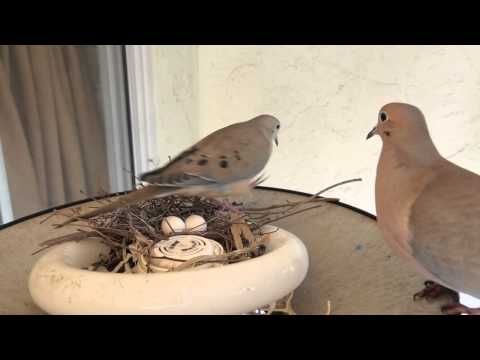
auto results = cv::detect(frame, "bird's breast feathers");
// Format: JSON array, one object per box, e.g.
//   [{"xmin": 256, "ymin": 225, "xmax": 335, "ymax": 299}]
[{"xmin": 375, "ymin": 152, "xmax": 436, "ymax": 259}]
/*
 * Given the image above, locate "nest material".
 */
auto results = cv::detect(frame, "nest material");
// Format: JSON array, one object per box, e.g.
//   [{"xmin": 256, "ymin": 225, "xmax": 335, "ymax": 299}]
[{"xmin": 34, "ymin": 178, "xmax": 361, "ymax": 275}]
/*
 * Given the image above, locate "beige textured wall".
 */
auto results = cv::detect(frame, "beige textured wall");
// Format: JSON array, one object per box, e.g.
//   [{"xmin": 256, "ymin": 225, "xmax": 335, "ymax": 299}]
[
  {"xmin": 152, "ymin": 45, "xmax": 480, "ymax": 215},
  {"xmin": 151, "ymin": 46, "xmax": 199, "ymax": 167}
]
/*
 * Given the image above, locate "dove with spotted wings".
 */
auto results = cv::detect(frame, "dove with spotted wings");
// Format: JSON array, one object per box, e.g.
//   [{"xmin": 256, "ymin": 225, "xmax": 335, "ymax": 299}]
[{"xmin": 57, "ymin": 114, "xmax": 280, "ymax": 227}]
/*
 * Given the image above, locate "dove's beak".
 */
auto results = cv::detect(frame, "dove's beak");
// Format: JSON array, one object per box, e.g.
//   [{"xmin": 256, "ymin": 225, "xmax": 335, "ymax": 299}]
[
  {"xmin": 366, "ymin": 126, "xmax": 377, "ymax": 140},
  {"xmin": 275, "ymin": 137, "xmax": 279, "ymax": 146}
]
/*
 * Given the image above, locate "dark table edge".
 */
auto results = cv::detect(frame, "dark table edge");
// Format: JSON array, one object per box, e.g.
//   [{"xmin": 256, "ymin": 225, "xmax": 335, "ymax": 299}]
[{"xmin": 0, "ymin": 186, "xmax": 376, "ymax": 231}]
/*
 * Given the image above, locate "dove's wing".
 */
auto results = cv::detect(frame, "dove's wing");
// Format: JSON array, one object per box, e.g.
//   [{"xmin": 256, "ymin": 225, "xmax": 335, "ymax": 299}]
[
  {"xmin": 140, "ymin": 121, "xmax": 273, "ymax": 187},
  {"xmin": 409, "ymin": 160, "xmax": 480, "ymax": 297}
]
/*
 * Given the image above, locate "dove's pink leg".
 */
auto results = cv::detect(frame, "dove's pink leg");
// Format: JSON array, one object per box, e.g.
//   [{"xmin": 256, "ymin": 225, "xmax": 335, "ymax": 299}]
[
  {"xmin": 440, "ymin": 303, "xmax": 480, "ymax": 315},
  {"xmin": 413, "ymin": 280, "xmax": 459, "ymax": 303},
  {"xmin": 413, "ymin": 281, "xmax": 480, "ymax": 315}
]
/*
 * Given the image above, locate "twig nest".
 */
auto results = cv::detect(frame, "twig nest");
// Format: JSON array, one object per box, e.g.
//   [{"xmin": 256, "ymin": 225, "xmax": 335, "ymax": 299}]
[
  {"xmin": 136, "ymin": 235, "xmax": 224, "ymax": 273},
  {"xmin": 185, "ymin": 214, "xmax": 207, "ymax": 232},
  {"xmin": 161, "ymin": 216, "xmax": 186, "ymax": 236}
]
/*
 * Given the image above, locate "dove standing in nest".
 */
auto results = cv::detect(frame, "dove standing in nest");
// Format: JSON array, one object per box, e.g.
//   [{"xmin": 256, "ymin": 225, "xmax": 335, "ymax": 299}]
[
  {"xmin": 57, "ymin": 114, "xmax": 280, "ymax": 227},
  {"xmin": 367, "ymin": 102, "xmax": 480, "ymax": 315}
]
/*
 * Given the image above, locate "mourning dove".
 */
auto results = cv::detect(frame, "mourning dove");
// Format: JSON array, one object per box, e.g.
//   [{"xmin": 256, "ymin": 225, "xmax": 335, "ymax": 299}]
[
  {"xmin": 368, "ymin": 102, "xmax": 480, "ymax": 314},
  {"xmin": 57, "ymin": 114, "xmax": 280, "ymax": 227}
]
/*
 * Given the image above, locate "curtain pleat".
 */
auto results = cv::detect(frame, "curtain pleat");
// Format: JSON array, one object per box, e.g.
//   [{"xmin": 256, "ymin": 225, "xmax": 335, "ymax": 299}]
[{"xmin": 0, "ymin": 45, "xmax": 109, "ymax": 219}]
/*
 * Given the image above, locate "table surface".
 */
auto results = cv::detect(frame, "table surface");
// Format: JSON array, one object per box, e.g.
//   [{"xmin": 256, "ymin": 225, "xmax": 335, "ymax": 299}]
[{"xmin": 0, "ymin": 186, "xmax": 446, "ymax": 314}]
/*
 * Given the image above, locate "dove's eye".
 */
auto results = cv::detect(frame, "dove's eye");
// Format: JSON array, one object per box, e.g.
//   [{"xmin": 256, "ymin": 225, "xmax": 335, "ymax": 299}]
[
  {"xmin": 276, "ymin": 124, "xmax": 280, "ymax": 129},
  {"xmin": 379, "ymin": 111, "xmax": 389, "ymax": 122}
]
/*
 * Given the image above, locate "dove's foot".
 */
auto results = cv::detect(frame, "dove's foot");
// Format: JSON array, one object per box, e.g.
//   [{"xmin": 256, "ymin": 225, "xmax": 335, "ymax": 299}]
[
  {"xmin": 413, "ymin": 280, "xmax": 459, "ymax": 303},
  {"xmin": 441, "ymin": 303, "xmax": 480, "ymax": 315}
]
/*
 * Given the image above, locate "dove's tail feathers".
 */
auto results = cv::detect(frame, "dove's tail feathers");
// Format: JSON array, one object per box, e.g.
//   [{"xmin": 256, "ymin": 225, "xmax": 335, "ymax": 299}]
[
  {"xmin": 54, "ymin": 185, "xmax": 179, "ymax": 228},
  {"xmin": 142, "ymin": 170, "xmax": 219, "ymax": 188},
  {"xmin": 138, "ymin": 168, "xmax": 161, "ymax": 183},
  {"xmin": 251, "ymin": 173, "xmax": 269, "ymax": 188}
]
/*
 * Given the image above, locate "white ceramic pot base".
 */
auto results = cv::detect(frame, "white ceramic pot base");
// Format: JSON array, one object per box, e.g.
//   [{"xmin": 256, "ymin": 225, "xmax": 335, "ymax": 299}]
[{"xmin": 28, "ymin": 227, "xmax": 309, "ymax": 315}]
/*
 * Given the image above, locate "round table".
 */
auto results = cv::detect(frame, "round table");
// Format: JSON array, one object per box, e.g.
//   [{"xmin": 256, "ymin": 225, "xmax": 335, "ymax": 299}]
[{"xmin": 0, "ymin": 187, "xmax": 445, "ymax": 314}]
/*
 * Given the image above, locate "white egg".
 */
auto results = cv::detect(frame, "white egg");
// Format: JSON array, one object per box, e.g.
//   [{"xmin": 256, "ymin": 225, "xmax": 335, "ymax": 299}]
[
  {"xmin": 185, "ymin": 214, "xmax": 207, "ymax": 232},
  {"xmin": 161, "ymin": 216, "xmax": 186, "ymax": 236}
]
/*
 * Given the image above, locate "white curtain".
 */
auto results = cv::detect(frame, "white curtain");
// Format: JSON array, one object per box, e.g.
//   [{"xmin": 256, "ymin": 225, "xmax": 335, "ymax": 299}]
[{"xmin": 0, "ymin": 45, "xmax": 109, "ymax": 219}]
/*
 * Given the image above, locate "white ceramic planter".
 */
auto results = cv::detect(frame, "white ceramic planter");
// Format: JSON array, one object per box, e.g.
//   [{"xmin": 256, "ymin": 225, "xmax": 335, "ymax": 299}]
[{"xmin": 28, "ymin": 227, "xmax": 309, "ymax": 315}]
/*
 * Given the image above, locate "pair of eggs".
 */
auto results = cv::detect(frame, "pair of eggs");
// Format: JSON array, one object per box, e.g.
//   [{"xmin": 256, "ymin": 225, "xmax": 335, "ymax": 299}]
[{"xmin": 160, "ymin": 214, "xmax": 207, "ymax": 236}]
